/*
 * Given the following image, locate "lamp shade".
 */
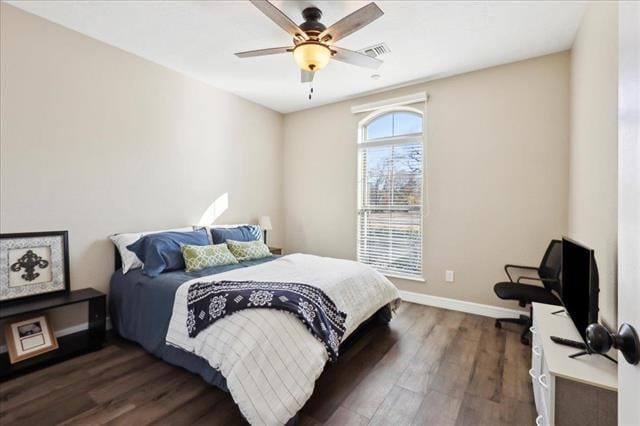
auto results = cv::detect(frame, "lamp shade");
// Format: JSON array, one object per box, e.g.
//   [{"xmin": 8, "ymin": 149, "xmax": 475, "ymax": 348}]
[
  {"xmin": 293, "ymin": 42, "xmax": 331, "ymax": 72},
  {"xmin": 259, "ymin": 216, "xmax": 272, "ymax": 231}
]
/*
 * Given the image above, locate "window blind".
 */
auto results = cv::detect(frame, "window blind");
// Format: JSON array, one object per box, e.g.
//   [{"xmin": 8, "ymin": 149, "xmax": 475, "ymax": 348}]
[{"xmin": 357, "ymin": 111, "xmax": 423, "ymax": 278}]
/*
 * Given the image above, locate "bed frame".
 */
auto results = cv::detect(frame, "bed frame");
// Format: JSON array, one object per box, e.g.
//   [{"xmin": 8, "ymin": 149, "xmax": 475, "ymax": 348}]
[{"xmin": 114, "ymin": 247, "xmax": 123, "ymax": 271}]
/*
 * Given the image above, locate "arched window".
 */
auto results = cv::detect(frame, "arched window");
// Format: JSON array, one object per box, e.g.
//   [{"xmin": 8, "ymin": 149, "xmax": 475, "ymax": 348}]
[{"xmin": 357, "ymin": 108, "xmax": 423, "ymax": 279}]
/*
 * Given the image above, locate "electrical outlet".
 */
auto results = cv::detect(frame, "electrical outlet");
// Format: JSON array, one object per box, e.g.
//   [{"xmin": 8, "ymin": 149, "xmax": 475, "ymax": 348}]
[{"xmin": 445, "ymin": 270, "xmax": 455, "ymax": 282}]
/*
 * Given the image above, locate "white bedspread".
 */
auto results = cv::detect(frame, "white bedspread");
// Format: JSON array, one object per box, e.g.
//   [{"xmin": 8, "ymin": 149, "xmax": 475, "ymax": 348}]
[{"xmin": 166, "ymin": 253, "xmax": 400, "ymax": 425}]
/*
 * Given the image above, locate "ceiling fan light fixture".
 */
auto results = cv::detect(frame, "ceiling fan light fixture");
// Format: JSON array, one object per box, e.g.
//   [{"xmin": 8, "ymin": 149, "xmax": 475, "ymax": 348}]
[{"xmin": 293, "ymin": 42, "xmax": 331, "ymax": 72}]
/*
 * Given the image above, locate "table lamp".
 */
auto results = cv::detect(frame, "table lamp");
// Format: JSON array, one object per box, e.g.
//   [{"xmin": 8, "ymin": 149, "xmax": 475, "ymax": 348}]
[{"xmin": 259, "ymin": 216, "xmax": 272, "ymax": 244}]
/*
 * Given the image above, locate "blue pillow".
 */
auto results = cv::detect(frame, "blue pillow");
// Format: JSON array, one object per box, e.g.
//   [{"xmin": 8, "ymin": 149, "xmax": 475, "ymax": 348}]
[
  {"xmin": 210, "ymin": 225, "xmax": 261, "ymax": 245},
  {"xmin": 127, "ymin": 230, "xmax": 209, "ymax": 277}
]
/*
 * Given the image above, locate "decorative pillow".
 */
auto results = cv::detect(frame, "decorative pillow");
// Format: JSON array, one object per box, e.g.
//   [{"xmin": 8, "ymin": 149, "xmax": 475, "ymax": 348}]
[
  {"xmin": 127, "ymin": 230, "xmax": 209, "ymax": 277},
  {"xmin": 110, "ymin": 227, "xmax": 192, "ymax": 273},
  {"xmin": 226, "ymin": 239, "xmax": 272, "ymax": 262},
  {"xmin": 181, "ymin": 243, "xmax": 238, "ymax": 272},
  {"xmin": 210, "ymin": 225, "xmax": 262, "ymax": 245}
]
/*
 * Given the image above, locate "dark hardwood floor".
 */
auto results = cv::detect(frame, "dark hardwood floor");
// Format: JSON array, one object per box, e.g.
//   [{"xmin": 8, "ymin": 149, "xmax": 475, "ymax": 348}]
[{"xmin": 0, "ymin": 302, "xmax": 536, "ymax": 425}]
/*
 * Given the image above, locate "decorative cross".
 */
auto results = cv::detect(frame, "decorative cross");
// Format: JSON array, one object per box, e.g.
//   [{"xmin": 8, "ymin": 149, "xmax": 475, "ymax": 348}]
[{"xmin": 10, "ymin": 250, "xmax": 49, "ymax": 282}]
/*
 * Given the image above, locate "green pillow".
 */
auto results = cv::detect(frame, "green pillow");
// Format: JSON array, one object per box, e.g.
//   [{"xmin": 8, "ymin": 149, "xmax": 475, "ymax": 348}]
[
  {"xmin": 227, "ymin": 239, "xmax": 272, "ymax": 262},
  {"xmin": 181, "ymin": 243, "xmax": 238, "ymax": 272}
]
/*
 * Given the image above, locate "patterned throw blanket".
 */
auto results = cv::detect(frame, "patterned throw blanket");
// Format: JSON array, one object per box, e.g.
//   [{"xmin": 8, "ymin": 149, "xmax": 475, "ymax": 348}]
[{"xmin": 186, "ymin": 280, "xmax": 347, "ymax": 361}]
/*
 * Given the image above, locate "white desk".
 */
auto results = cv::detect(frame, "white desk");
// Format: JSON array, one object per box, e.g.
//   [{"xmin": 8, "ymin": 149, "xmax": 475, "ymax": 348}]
[{"xmin": 531, "ymin": 303, "xmax": 617, "ymax": 426}]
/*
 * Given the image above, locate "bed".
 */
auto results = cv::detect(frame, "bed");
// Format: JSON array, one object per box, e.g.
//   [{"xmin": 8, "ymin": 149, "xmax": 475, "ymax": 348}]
[{"xmin": 109, "ymin": 249, "xmax": 400, "ymax": 425}]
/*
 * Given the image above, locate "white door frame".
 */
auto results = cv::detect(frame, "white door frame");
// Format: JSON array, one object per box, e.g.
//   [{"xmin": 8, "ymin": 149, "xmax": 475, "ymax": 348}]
[{"xmin": 617, "ymin": 1, "xmax": 640, "ymax": 424}]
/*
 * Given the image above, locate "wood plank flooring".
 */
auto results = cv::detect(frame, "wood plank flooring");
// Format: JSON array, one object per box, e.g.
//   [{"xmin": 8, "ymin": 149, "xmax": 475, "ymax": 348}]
[{"xmin": 0, "ymin": 303, "xmax": 536, "ymax": 425}]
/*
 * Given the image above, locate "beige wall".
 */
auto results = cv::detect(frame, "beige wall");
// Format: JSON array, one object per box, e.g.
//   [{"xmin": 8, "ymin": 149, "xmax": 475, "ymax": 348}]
[
  {"xmin": 568, "ymin": 2, "xmax": 619, "ymax": 328},
  {"xmin": 1, "ymin": 3, "xmax": 578, "ymax": 333},
  {"xmin": 0, "ymin": 4, "xmax": 284, "ymax": 332},
  {"xmin": 283, "ymin": 52, "xmax": 570, "ymax": 308}
]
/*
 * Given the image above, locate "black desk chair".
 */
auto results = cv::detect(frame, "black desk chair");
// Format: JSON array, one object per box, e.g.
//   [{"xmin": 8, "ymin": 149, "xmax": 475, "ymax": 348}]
[{"xmin": 494, "ymin": 239, "xmax": 562, "ymax": 345}]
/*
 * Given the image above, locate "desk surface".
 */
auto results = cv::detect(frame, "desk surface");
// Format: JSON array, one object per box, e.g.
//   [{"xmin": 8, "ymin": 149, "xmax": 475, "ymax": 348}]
[{"xmin": 533, "ymin": 302, "xmax": 617, "ymax": 391}]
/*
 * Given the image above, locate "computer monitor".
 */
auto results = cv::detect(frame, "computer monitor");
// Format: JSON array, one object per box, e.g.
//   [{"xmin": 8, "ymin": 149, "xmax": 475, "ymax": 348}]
[{"xmin": 561, "ymin": 237, "xmax": 599, "ymax": 341}]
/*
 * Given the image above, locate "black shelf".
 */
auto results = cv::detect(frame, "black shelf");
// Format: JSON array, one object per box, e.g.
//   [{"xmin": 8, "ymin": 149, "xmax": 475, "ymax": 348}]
[
  {"xmin": 0, "ymin": 288, "xmax": 106, "ymax": 381},
  {"xmin": 0, "ymin": 288, "xmax": 103, "ymax": 319}
]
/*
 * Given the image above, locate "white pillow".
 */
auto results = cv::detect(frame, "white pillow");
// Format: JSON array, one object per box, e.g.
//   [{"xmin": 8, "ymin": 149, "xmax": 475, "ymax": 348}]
[{"xmin": 110, "ymin": 227, "xmax": 192, "ymax": 274}]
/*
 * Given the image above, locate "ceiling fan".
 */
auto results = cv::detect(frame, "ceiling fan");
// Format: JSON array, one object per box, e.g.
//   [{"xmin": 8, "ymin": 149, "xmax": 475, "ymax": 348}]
[{"xmin": 235, "ymin": 0, "xmax": 385, "ymax": 84}]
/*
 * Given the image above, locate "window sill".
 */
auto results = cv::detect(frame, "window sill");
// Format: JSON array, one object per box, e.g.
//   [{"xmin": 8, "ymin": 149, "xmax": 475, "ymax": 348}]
[{"xmin": 383, "ymin": 273, "xmax": 426, "ymax": 283}]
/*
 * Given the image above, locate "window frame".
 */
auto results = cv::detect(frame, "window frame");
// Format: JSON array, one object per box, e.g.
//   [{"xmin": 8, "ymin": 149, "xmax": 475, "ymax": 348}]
[{"xmin": 356, "ymin": 106, "xmax": 425, "ymax": 281}]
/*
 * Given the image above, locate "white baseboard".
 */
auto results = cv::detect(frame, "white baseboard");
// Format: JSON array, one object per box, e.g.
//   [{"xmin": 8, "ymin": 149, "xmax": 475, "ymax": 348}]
[
  {"xmin": 0, "ymin": 318, "xmax": 112, "ymax": 354},
  {"xmin": 399, "ymin": 290, "xmax": 526, "ymax": 319}
]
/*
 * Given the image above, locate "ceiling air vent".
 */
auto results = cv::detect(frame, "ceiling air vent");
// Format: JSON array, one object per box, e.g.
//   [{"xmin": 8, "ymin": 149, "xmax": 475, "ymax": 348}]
[{"xmin": 358, "ymin": 42, "xmax": 391, "ymax": 58}]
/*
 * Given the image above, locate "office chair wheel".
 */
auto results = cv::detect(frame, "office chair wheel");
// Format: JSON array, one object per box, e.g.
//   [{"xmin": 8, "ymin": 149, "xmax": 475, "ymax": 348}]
[{"xmin": 494, "ymin": 320, "xmax": 502, "ymax": 329}]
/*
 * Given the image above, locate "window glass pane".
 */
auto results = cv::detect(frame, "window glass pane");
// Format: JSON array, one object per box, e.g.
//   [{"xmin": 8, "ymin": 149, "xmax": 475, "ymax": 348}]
[
  {"xmin": 392, "ymin": 112, "xmax": 422, "ymax": 136},
  {"xmin": 358, "ymin": 135, "xmax": 423, "ymax": 278},
  {"xmin": 361, "ymin": 145, "xmax": 392, "ymax": 207},
  {"xmin": 365, "ymin": 113, "xmax": 393, "ymax": 140},
  {"xmin": 364, "ymin": 111, "xmax": 422, "ymax": 142},
  {"xmin": 392, "ymin": 143, "xmax": 422, "ymax": 206}
]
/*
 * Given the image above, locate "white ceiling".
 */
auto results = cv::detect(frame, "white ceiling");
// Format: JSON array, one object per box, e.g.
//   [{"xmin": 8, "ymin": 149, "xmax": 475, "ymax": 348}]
[{"xmin": 8, "ymin": 1, "xmax": 586, "ymax": 113}]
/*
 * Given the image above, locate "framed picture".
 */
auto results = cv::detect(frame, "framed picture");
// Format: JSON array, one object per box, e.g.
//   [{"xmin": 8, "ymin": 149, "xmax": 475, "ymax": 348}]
[
  {"xmin": 0, "ymin": 231, "xmax": 70, "ymax": 303},
  {"xmin": 4, "ymin": 315, "xmax": 59, "ymax": 363}
]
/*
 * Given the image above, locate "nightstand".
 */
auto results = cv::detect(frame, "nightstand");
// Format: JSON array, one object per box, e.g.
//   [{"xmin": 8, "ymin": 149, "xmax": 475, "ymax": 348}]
[
  {"xmin": 269, "ymin": 247, "xmax": 282, "ymax": 255},
  {"xmin": 0, "ymin": 288, "xmax": 106, "ymax": 381}
]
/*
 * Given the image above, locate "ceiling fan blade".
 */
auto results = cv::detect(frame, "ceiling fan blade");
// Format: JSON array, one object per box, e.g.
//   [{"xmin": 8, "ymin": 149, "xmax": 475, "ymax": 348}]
[
  {"xmin": 235, "ymin": 46, "xmax": 292, "ymax": 58},
  {"xmin": 319, "ymin": 3, "xmax": 384, "ymax": 43},
  {"xmin": 250, "ymin": 0, "xmax": 308, "ymax": 41},
  {"xmin": 301, "ymin": 69, "xmax": 315, "ymax": 83},
  {"xmin": 331, "ymin": 46, "xmax": 383, "ymax": 69}
]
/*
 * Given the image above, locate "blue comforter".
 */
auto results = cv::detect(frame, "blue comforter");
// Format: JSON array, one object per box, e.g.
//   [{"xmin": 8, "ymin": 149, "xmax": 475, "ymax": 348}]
[{"xmin": 109, "ymin": 257, "xmax": 278, "ymax": 393}]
